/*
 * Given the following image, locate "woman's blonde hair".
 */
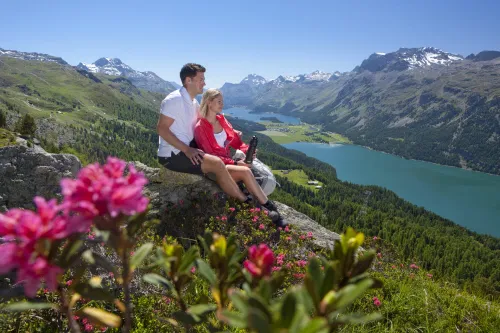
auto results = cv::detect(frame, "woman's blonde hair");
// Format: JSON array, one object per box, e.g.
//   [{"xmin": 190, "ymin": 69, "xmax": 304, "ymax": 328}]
[{"xmin": 200, "ymin": 88, "xmax": 223, "ymax": 118}]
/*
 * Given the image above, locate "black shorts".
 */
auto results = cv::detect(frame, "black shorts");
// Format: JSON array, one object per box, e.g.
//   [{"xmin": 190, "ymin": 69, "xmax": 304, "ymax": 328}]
[{"xmin": 158, "ymin": 152, "xmax": 203, "ymax": 175}]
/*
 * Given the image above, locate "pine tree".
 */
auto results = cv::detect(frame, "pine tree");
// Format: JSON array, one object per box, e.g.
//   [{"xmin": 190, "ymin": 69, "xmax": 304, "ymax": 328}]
[
  {"xmin": 15, "ymin": 114, "xmax": 37, "ymax": 136},
  {"xmin": 0, "ymin": 110, "xmax": 6, "ymax": 128}
]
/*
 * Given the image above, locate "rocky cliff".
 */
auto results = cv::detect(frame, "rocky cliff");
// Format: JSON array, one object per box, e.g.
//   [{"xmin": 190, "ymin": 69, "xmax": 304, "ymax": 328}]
[{"xmin": 0, "ymin": 143, "xmax": 340, "ymax": 249}]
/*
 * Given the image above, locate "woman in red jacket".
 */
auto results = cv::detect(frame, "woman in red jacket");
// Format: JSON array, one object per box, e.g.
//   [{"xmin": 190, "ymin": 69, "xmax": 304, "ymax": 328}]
[{"xmin": 194, "ymin": 89, "xmax": 285, "ymax": 227}]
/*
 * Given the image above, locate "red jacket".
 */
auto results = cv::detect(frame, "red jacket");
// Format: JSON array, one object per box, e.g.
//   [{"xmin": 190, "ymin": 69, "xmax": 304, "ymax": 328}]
[{"xmin": 194, "ymin": 114, "xmax": 249, "ymax": 165}]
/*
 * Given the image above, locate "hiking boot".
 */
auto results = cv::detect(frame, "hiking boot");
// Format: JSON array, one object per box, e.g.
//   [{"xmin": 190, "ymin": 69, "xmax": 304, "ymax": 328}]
[
  {"xmin": 263, "ymin": 200, "xmax": 278, "ymax": 212},
  {"xmin": 266, "ymin": 209, "xmax": 288, "ymax": 228}
]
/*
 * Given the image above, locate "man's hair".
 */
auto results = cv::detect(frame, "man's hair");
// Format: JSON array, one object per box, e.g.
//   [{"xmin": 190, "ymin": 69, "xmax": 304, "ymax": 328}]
[{"xmin": 180, "ymin": 63, "xmax": 206, "ymax": 85}]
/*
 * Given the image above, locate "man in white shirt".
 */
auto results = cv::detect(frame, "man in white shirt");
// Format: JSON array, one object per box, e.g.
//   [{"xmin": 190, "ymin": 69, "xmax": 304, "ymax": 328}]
[{"xmin": 156, "ymin": 63, "xmax": 250, "ymax": 202}]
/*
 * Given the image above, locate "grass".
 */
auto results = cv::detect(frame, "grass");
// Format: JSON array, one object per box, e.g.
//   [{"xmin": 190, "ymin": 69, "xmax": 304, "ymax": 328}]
[
  {"xmin": 0, "ymin": 128, "xmax": 16, "ymax": 147},
  {"xmin": 257, "ymin": 123, "xmax": 351, "ymax": 144},
  {"xmin": 273, "ymin": 169, "xmax": 324, "ymax": 191}
]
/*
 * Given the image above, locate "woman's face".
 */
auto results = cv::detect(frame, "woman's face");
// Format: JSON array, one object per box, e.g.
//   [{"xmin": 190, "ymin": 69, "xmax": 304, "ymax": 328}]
[{"xmin": 209, "ymin": 95, "xmax": 224, "ymax": 114}]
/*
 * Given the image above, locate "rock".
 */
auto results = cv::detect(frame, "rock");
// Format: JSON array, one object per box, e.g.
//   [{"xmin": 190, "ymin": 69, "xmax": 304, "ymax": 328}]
[
  {"xmin": 0, "ymin": 145, "xmax": 338, "ymax": 251},
  {"xmin": 275, "ymin": 202, "xmax": 340, "ymax": 249},
  {"xmin": 0, "ymin": 145, "xmax": 81, "ymax": 211}
]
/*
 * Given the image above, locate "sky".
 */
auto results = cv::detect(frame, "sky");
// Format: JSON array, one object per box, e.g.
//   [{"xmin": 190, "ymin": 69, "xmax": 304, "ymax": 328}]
[{"xmin": 1, "ymin": 0, "xmax": 500, "ymax": 88}]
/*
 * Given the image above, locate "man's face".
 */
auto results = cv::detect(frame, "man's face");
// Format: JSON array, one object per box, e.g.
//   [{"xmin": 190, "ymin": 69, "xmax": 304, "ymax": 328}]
[{"xmin": 186, "ymin": 72, "xmax": 206, "ymax": 95}]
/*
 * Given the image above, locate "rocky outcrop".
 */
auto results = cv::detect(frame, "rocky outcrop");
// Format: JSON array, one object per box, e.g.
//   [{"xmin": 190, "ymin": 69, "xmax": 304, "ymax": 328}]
[
  {"xmin": 0, "ymin": 145, "xmax": 340, "ymax": 248},
  {"xmin": 0, "ymin": 144, "xmax": 80, "ymax": 211}
]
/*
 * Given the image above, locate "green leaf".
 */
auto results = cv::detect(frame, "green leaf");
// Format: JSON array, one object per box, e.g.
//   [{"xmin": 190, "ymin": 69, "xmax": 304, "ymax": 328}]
[
  {"xmin": 143, "ymin": 273, "xmax": 173, "ymax": 290},
  {"xmin": 247, "ymin": 307, "xmax": 271, "ymax": 333},
  {"xmin": 126, "ymin": 210, "xmax": 148, "ymax": 237},
  {"xmin": 62, "ymin": 239, "xmax": 84, "ymax": 264},
  {"xmin": 298, "ymin": 318, "xmax": 329, "ymax": 333},
  {"xmin": 172, "ymin": 311, "xmax": 200, "ymax": 325},
  {"xmin": 74, "ymin": 283, "xmax": 115, "ymax": 303},
  {"xmin": 130, "ymin": 242, "xmax": 154, "ymax": 271},
  {"xmin": 178, "ymin": 246, "xmax": 200, "ymax": 273},
  {"xmin": 77, "ymin": 307, "xmax": 121, "ymax": 328},
  {"xmin": 320, "ymin": 264, "xmax": 336, "ymax": 298},
  {"xmin": 352, "ymin": 250, "xmax": 375, "ymax": 276},
  {"xmin": 335, "ymin": 279, "xmax": 374, "ymax": 310},
  {"xmin": 248, "ymin": 294, "xmax": 272, "ymax": 322},
  {"xmin": 229, "ymin": 290, "xmax": 248, "ymax": 313},
  {"xmin": 196, "ymin": 258, "xmax": 216, "ymax": 285},
  {"xmin": 219, "ymin": 310, "xmax": 247, "ymax": 328},
  {"xmin": 187, "ymin": 304, "xmax": 217, "ymax": 317},
  {"xmin": 280, "ymin": 292, "xmax": 297, "ymax": 327},
  {"xmin": 1, "ymin": 302, "xmax": 57, "ymax": 312}
]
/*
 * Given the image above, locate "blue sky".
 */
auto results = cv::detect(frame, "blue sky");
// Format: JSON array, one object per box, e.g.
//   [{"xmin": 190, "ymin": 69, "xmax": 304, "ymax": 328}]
[{"xmin": 1, "ymin": 0, "xmax": 499, "ymax": 88}]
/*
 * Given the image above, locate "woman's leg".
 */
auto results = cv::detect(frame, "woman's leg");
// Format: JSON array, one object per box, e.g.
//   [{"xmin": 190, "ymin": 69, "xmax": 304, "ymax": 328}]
[{"xmin": 226, "ymin": 165, "xmax": 268, "ymax": 205}]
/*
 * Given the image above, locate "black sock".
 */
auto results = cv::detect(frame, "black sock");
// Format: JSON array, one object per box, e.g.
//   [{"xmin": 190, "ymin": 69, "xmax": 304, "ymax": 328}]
[
  {"xmin": 244, "ymin": 196, "xmax": 252, "ymax": 204},
  {"xmin": 263, "ymin": 200, "xmax": 270, "ymax": 207}
]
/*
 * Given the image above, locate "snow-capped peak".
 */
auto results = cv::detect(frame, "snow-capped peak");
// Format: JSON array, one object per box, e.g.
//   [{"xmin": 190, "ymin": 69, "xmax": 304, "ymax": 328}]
[
  {"xmin": 0, "ymin": 47, "xmax": 68, "ymax": 65},
  {"xmin": 240, "ymin": 74, "xmax": 267, "ymax": 86},
  {"xmin": 358, "ymin": 47, "xmax": 464, "ymax": 72},
  {"xmin": 76, "ymin": 57, "xmax": 178, "ymax": 93}
]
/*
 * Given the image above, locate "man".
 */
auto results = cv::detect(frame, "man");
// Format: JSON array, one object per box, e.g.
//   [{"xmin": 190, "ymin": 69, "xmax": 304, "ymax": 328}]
[{"xmin": 156, "ymin": 63, "xmax": 286, "ymax": 227}]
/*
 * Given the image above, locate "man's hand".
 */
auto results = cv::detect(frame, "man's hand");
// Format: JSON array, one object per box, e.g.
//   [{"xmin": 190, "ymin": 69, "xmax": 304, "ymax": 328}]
[
  {"xmin": 236, "ymin": 160, "xmax": 252, "ymax": 168},
  {"xmin": 185, "ymin": 147, "xmax": 205, "ymax": 165}
]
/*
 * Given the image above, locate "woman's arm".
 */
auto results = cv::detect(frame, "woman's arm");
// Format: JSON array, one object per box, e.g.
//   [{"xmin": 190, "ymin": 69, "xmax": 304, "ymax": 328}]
[{"xmin": 194, "ymin": 123, "xmax": 236, "ymax": 165}]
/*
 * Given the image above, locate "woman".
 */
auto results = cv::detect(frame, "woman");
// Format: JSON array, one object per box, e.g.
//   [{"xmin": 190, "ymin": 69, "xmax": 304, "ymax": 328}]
[{"xmin": 194, "ymin": 88, "xmax": 286, "ymax": 227}]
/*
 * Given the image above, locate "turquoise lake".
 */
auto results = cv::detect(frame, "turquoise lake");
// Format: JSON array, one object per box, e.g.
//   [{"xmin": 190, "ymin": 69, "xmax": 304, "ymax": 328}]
[{"xmin": 223, "ymin": 107, "xmax": 500, "ymax": 237}]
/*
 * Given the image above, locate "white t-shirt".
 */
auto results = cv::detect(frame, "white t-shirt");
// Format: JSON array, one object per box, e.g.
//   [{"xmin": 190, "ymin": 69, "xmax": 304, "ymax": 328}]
[
  {"xmin": 214, "ymin": 129, "xmax": 227, "ymax": 148},
  {"xmin": 157, "ymin": 87, "xmax": 200, "ymax": 158}
]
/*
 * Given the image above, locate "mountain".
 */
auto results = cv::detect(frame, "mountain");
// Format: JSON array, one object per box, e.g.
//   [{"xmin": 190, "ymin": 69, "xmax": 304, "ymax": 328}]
[
  {"xmin": 77, "ymin": 57, "xmax": 179, "ymax": 94},
  {"xmin": 219, "ymin": 47, "xmax": 500, "ymax": 175},
  {"xmin": 466, "ymin": 50, "xmax": 500, "ymax": 62},
  {"xmin": 354, "ymin": 47, "xmax": 463, "ymax": 73},
  {"xmin": 0, "ymin": 47, "xmax": 68, "ymax": 65},
  {"xmin": 240, "ymin": 74, "xmax": 267, "ymax": 86},
  {"xmin": 220, "ymin": 70, "xmax": 346, "ymax": 108}
]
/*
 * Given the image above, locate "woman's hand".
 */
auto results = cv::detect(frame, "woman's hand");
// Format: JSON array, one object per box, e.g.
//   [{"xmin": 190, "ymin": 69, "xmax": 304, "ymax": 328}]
[
  {"xmin": 237, "ymin": 160, "xmax": 252, "ymax": 168},
  {"xmin": 235, "ymin": 130, "xmax": 243, "ymax": 137}
]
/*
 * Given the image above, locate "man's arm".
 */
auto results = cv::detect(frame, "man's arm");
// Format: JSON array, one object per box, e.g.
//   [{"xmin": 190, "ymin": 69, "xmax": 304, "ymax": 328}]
[{"xmin": 157, "ymin": 114, "xmax": 204, "ymax": 165}]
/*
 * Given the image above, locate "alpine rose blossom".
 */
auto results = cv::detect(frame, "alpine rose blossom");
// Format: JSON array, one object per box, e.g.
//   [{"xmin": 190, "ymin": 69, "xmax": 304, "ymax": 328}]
[
  {"xmin": 60, "ymin": 157, "xmax": 149, "ymax": 224},
  {"xmin": 243, "ymin": 244, "xmax": 275, "ymax": 278}
]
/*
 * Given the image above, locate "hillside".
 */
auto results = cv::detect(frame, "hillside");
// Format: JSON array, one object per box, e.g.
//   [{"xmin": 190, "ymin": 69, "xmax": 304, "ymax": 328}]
[
  {"xmin": 0, "ymin": 53, "xmax": 499, "ymax": 297},
  {"xmin": 220, "ymin": 47, "xmax": 500, "ymax": 175}
]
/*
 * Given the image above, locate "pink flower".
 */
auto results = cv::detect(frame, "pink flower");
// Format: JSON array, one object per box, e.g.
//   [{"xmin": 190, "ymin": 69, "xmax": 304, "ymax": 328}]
[
  {"xmin": 243, "ymin": 244, "xmax": 275, "ymax": 278},
  {"xmin": 221, "ymin": 216, "xmax": 227, "ymax": 221},
  {"xmin": 410, "ymin": 263, "xmax": 419, "ymax": 270},
  {"xmin": 307, "ymin": 232, "xmax": 313, "ymax": 239},
  {"xmin": 249, "ymin": 208, "xmax": 255, "ymax": 213},
  {"xmin": 60, "ymin": 157, "xmax": 149, "ymax": 226},
  {"xmin": 296, "ymin": 260, "xmax": 308, "ymax": 267},
  {"xmin": 255, "ymin": 208, "xmax": 261, "ymax": 213},
  {"xmin": 16, "ymin": 257, "xmax": 63, "ymax": 297},
  {"xmin": 427, "ymin": 273, "xmax": 433, "ymax": 278},
  {"xmin": 391, "ymin": 265, "xmax": 396, "ymax": 269},
  {"xmin": 191, "ymin": 266, "xmax": 196, "ymax": 274},
  {"xmin": 284, "ymin": 226, "xmax": 290, "ymax": 232},
  {"xmin": 100, "ymin": 328, "xmax": 107, "ymax": 332},
  {"xmin": 84, "ymin": 323, "xmax": 93, "ymax": 332},
  {"xmin": 259, "ymin": 224, "xmax": 265, "ymax": 230},
  {"xmin": 73, "ymin": 315, "xmax": 80, "ymax": 320},
  {"xmin": 263, "ymin": 210, "xmax": 269, "ymax": 216},
  {"xmin": 83, "ymin": 318, "xmax": 88, "ymax": 324},
  {"xmin": 252, "ymin": 216, "xmax": 259, "ymax": 223},
  {"xmin": 293, "ymin": 273, "xmax": 305, "ymax": 279},
  {"xmin": 373, "ymin": 236, "xmax": 379, "ymax": 241},
  {"xmin": 373, "ymin": 297, "xmax": 381, "ymax": 307},
  {"xmin": 272, "ymin": 266, "xmax": 281, "ymax": 272},
  {"xmin": 377, "ymin": 252, "xmax": 382, "ymax": 259},
  {"xmin": 109, "ymin": 272, "xmax": 114, "ymax": 278},
  {"xmin": 66, "ymin": 280, "xmax": 73, "ymax": 286},
  {"xmin": 130, "ymin": 251, "xmax": 135, "ymax": 256},
  {"xmin": 216, "ymin": 216, "xmax": 220, "ymax": 220},
  {"xmin": 286, "ymin": 262, "xmax": 293, "ymax": 269},
  {"xmin": 299, "ymin": 235, "xmax": 306, "ymax": 240},
  {"xmin": 285, "ymin": 236, "xmax": 292, "ymax": 242},
  {"xmin": 229, "ymin": 207, "xmax": 235, "ymax": 212}
]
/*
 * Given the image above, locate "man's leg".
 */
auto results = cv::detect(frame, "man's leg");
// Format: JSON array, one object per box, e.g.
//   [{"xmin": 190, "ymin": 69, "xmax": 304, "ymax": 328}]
[{"xmin": 201, "ymin": 155, "xmax": 247, "ymax": 202}]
